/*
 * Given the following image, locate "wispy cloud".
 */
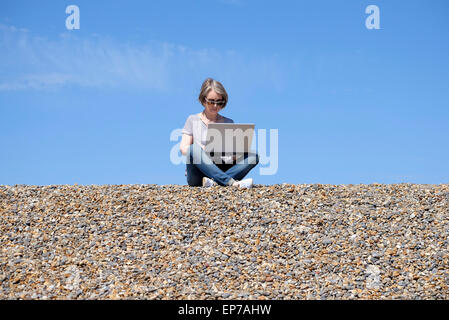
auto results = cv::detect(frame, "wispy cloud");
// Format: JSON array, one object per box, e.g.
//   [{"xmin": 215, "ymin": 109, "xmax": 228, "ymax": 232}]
[{"xmin": 0, "ymin": 24, "xmax": 285, "ymax": 92}]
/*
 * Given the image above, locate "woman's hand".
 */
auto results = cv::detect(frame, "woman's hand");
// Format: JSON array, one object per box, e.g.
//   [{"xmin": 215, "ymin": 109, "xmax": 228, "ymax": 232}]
[{"xmin": 180, "ymin": 134, "xmax": 193, "ymax": 155}]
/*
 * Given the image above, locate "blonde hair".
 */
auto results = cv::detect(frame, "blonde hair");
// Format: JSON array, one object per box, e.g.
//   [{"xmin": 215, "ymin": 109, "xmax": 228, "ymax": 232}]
[{"xmin": 198, "ymin": 78, "xmax": 228, "ymax": 109}]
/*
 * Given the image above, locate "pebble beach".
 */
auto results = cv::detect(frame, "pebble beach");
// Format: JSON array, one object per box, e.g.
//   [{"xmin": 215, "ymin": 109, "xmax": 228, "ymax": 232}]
[{"xmin": 1, "ymin": 183, "xmax": 448, "ymax": 300}]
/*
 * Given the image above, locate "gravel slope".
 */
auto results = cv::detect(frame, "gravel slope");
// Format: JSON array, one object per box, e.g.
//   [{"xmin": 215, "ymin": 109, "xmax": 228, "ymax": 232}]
[{"xmin": 1, "ymin": 183, "xmax": 448, "ymax": 299}]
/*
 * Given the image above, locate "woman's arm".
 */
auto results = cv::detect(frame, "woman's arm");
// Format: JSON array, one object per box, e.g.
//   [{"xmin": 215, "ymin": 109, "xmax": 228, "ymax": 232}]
[{"xmin": 180, "ymin": 134, "xmax": 193, "ymax": 156}]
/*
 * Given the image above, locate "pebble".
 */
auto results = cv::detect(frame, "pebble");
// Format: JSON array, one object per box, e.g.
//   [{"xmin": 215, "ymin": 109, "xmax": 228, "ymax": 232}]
[{"xmin": 0, "ymin": 183, "xmax": 448, "ymax": 299}]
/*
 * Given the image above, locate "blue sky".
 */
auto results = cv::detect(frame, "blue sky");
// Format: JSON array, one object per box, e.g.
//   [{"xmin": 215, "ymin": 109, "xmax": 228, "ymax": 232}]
[{"xmin": 1, "ymin": 0, "xmax": 448, "ymax": 186}]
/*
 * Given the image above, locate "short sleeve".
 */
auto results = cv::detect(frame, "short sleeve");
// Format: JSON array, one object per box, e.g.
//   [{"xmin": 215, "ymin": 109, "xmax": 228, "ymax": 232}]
[{"xmin": 182, "ymin": 115, "xmax": 193, "ymax": 135}]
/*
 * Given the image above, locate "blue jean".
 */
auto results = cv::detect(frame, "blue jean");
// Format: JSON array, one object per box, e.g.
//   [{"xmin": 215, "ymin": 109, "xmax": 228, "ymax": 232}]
[{"xmin": 186, "ymin": 143, "xmax": 259, "ymax": 187}]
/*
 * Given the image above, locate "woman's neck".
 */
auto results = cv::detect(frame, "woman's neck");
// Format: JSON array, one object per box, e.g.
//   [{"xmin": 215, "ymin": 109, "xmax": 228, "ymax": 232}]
[{"xmin": 202, "ymin": 110, "xmax": 219, "ymax": 121}]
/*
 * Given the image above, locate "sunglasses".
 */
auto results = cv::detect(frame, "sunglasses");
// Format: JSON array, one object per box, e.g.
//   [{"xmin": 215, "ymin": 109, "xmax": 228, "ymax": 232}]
[{"xmin": 204, "ymin": 97, "xmax": 225, "ymax": 107}]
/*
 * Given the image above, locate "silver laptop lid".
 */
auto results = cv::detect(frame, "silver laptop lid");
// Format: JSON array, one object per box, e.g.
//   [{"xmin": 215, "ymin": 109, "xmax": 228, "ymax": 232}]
[{"xmin": 205, "ymin": 123, "xmax": 255, "ymax": 154}]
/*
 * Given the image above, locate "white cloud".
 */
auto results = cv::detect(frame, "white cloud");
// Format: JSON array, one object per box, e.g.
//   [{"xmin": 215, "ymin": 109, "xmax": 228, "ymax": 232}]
[
  {"xmin": 0, "ymin": 73, "xmax": 73, "ymax": 90},
  {"xmin": 0, "ymin": 24, "xmax": 286, "ymax": 92}
]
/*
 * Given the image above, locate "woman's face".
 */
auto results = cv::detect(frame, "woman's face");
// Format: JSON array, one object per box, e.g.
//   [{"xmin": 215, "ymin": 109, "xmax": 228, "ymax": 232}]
[{"xmin": 203, "ymin": 90, "xmax": 224, "ymax": 115}]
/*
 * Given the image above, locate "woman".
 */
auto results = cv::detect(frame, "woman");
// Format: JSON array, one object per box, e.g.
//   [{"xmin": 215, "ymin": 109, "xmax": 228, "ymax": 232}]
[{"xmin": 180, "ymin": 78, "xmax": 259, "ymax": 188}]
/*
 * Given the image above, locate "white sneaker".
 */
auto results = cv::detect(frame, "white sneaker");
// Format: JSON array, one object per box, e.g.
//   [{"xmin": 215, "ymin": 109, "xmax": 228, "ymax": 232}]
[
  {"xmin": 202, "ymin": 177, "xmax": 218, "ymax": 187},
  {"xmin": 236, "ymin": 178, "xmax": 253, "ymax": 189}
]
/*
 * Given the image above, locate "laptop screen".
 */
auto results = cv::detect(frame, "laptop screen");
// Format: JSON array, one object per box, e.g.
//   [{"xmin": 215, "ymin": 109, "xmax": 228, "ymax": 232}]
[{"xmin": 205, "ymin": 123, "xmax": 255, "ymax": 154}]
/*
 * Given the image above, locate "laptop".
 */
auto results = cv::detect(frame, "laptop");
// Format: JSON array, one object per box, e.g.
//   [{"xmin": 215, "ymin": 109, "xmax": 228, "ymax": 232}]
[{"xmin": 205, "ymin": 123, "xmax": 255, "ymax": 164}]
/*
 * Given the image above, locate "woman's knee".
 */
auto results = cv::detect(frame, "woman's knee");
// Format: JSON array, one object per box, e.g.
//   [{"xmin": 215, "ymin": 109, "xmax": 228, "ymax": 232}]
[
  {"xmin": 187, "ymin": 178, "xmax": 202, "ymax": 187},
  {"xmin": 186, "ymin": 167, "xmax": 203, "ymax": 186},
  {"xmin": 186, "ymin": 143, "xmax": 202, "ymax": 164}
]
